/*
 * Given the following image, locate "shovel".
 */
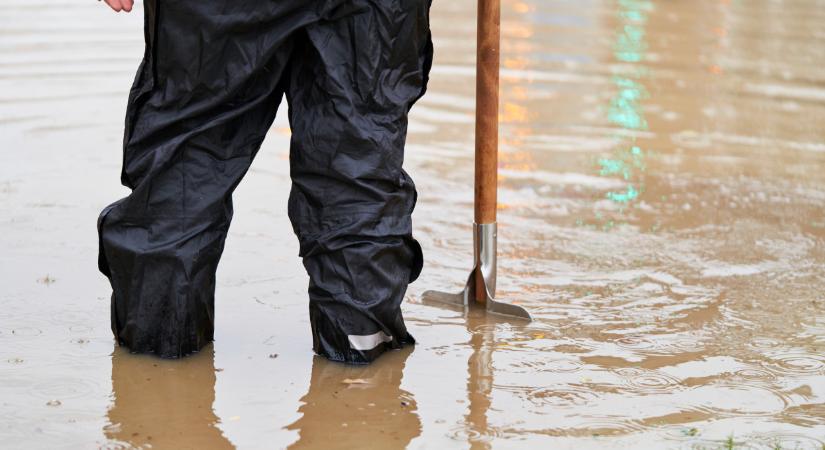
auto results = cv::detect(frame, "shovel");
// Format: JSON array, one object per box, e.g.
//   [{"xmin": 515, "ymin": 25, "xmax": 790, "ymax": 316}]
[{"xmin": 421, "ymin": 0, "xmax": 531, "ymax": 321}]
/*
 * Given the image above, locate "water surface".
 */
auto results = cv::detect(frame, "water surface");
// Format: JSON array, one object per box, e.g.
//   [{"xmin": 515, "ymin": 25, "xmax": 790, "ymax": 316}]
[{"xmin": 1, "ymin": 0, "xmax": 824, "ymax": 448}]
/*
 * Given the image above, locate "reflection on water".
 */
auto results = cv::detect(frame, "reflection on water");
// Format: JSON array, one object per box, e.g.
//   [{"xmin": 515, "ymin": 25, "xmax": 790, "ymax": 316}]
[
  {"xmin": 1, "ymin": 0, "xmax": 825, "ymax": 448},
  {"xmin": 105, "ymin": 345, "xmax": 233, "ymax": 449},
  {"xmin": 286, "ymin": 348, "xmax": 420, "ymax": 450},
  {"xmin": 599, "ymin": 0, "xmax": 649, "ymax": 209},
  {"xmin": 461, "ymin": 312, "xmax": 511, "ymax": 450}
]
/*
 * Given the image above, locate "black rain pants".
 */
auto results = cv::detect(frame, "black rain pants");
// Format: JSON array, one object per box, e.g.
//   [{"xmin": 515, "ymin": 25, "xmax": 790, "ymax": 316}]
[{"xmin": 97, "ymin": 0, "xmax": 432, "ymax": 364}]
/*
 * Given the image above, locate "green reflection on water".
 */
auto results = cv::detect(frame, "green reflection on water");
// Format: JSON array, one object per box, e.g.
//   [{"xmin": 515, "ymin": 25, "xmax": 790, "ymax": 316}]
[
  {"xmin": 615, "ymin": 25, "xmax": 646, "ymax": 62},
  {"xmin": 597, "ymin": 0, "xmax": 651, "ymax": 211},
  {"xmin": 607, "ymin": 184, "xmax": 639, "ymax": 203},
  {"xmin": 608, "ymin": 77, "xmax": 648, "ymax": 130},
  {"xmin": 599, "ymin": 146, "xmax": 645, "ymax": 180}
]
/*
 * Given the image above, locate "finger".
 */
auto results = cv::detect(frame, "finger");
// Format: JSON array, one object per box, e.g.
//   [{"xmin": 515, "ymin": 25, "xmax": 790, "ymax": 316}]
[
  {"xmin": 103, "ymin": 0, "xmax": 122, "ymax": 12},
  {"xmin": 121, "ymin": 0, "xmax": 134, "ymax": 12}
]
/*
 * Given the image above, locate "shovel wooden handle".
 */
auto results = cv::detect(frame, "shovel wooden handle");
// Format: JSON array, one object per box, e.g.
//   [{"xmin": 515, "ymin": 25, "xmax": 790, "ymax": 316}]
[
  {"xmin": 474, "ymin": 0, "xmax": 500, "ymax": 225},
  {"xmin": 474, "ymin": 0, "xmax": 500, "ymax": 304}
]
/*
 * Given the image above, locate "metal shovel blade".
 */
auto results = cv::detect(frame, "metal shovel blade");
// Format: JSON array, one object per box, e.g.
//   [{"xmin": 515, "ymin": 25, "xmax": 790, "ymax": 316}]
[
  {"xmin": 420, "ymin": 223, "xmax": 531, "ymax": 321},
  {"xmin": 421, "ymin": 261, "xmax": 532, "ymax": 321}
]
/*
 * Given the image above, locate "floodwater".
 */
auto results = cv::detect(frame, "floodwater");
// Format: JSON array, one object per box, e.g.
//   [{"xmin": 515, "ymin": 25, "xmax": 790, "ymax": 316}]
[{"xmin": 1, "ymin": 0, "xmax": 824, "ymax": 448}]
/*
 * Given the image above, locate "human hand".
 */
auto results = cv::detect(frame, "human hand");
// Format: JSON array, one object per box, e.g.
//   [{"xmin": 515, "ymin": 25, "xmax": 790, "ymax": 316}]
[{"xmin": 100, "ymin": 0, "xmax": 134, "ymax": 12}]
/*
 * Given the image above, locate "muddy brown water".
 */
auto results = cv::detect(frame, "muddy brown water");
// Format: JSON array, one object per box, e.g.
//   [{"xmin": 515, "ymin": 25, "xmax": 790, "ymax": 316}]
[{"xmin": 1, "ymin": 0, "xmax": 824, "ymax": 448}]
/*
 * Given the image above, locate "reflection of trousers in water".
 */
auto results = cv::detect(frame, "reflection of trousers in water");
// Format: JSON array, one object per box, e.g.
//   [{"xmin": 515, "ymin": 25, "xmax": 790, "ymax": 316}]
[{"xmin": 96, "ymin": 0, "xmax": 432, "ymax": 363}]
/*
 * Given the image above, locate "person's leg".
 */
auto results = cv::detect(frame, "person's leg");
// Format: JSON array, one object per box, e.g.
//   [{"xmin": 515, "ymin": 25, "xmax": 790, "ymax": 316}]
[
  {"xmin": 97, "ymin": 0, "xmax": 313, "ymax": 358},
  {"xmin": 285, "ymin": 0, "xmax": 434, "ymax": 363}
]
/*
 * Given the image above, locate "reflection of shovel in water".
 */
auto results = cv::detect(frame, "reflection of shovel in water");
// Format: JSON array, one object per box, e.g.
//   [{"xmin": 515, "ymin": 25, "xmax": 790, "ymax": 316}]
[{"xmin": 422, "ymin": 0, "xmax": 531, "ymax": 321}]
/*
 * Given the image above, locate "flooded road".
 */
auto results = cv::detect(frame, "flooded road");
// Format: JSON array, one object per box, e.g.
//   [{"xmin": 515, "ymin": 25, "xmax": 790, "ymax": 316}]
[{"xmin": 1, "ymin": 0, "xmax": 825, "ymax": 448}]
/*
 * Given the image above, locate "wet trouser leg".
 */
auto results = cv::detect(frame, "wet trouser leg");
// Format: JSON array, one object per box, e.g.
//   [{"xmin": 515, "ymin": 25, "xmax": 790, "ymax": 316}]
[
  {"xmin": 286, "ymin": 1, "xmax": 431, "ymax": 363},
  {"xmin": 97, "ymin": 0, "xmax": 432, "ymax": 362},
  {"xmin": 97, "ymin": 1, "xmax": 306, "ymax": 358}
]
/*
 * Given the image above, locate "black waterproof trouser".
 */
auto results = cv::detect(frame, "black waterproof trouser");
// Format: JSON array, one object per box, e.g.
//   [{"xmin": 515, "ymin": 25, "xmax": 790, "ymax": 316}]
[{"xmin": 97, "ymin": 0, "xmax": 432, "ymax": 363}]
